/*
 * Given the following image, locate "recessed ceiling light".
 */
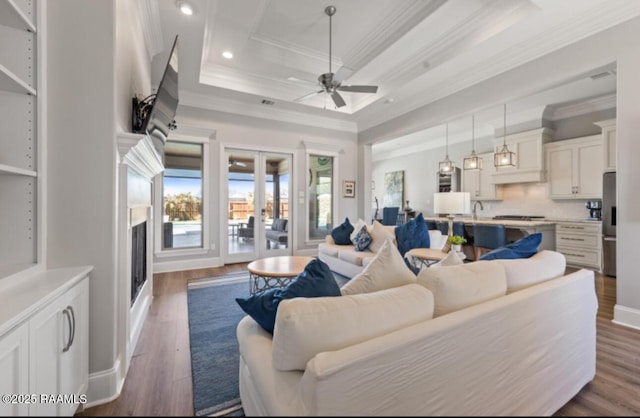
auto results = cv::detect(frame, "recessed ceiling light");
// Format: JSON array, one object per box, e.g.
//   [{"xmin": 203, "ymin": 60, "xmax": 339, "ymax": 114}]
[
  {"xmin": 222, "ymin": 51, "xmax": 233, "ymax": 59},
  {"xmin": 177, "ymin": 1, "xmax": 194, "ymax": 15},
  {"xmin": 385, "ymin": 98, "xmax": 395, "ymax": 104}
]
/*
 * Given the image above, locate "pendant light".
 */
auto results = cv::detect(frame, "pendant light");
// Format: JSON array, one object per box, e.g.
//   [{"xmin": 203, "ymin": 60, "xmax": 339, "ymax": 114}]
[
  {"xmin": 494, "ymin": 103, "xmax": 516, "ymax": 167},
  {"xmin": 463, "ymin": 115, "xmax": 482, "ymax": 170},
  {"xmin": 439, "ymin": 123, "xmax": 455, "ymax": 174}
]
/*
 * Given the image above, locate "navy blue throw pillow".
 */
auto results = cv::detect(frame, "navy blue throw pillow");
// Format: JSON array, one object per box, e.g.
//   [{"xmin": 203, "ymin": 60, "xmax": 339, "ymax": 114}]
[
  {"xmin": 331, "ymin": 217, "xmax": 354, "ymax": 245},
  {"xmin": 394, "ymin": 212, "xmax": 431, "ymax": 257},
  {"xmin": 235, "ymin": 258, "xmax": 341, "ymax": 333},
  {"xmin": 479, "ymin": 233, "xmax": 542, "ymax": 261},
  {"xmin": 351, "ymin": 225, "xmax": 372, "ymax": 251}
]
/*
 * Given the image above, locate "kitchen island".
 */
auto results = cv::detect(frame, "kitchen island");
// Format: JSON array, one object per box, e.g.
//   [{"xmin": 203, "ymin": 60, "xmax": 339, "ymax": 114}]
[{"xmin": 425, "ymin": 217, "xmax": 557, "ymax": 251}]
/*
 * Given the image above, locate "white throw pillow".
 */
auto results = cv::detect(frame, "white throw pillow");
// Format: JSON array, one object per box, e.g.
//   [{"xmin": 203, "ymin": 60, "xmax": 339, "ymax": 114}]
[
  {"xmin": 417, "ymin": 261, "xmax": 507, "ymax": 317},
  {"xmin": 272, "ymin": 284, "xmax": 434, "ymax": 371},
  {"xmin": 368, "ymin": 220, "xmax": 395, "ymax": 254},
  {"xmin": 492, "ymin": 250, "xmax": 567, "ymax": 293},
  {"xmin": 350, "ymin": 218, "xmax": 371, "ymax": 242},
  {"xmin": 341, "ymin": 239, "xmax": 416, "ymax": 296},
  {"xmin": 430, "ymin": 250, "xmax": 464, "ymax": 268}
]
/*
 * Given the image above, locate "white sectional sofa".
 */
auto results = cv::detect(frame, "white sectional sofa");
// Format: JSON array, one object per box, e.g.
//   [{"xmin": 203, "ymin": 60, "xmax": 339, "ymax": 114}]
[
  {"xmin": 318, "ymin": 226, "xmax": 447, "ymax": 278},
  {"xmin": 236, "ymin": 250, "xmax": 597, "ymax": 416}
]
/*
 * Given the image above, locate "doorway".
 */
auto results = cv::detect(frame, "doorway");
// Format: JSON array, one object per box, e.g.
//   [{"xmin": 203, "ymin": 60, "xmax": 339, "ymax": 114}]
[{"xmin": 224, "ymin": 149, "xmax": 292, "ymax": 263}]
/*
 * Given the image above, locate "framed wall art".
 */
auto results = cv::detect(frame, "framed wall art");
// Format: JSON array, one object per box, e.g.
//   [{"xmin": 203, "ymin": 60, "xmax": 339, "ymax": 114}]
[{"xmin": 343, "ymin": 180, "xmax": 355, "ymax": 198}]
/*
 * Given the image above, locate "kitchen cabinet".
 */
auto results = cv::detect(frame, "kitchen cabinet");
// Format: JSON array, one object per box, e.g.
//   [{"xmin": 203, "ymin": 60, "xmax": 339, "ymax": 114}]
[
  {"xmin": 594, "ymin": 118, "xmax": 616, "ymax": 172},
  {"xmin": 491, "ymin": 128, "xmax": 554, "ymax": 184},
  {"xmin": 462, "ymin": 152, "xmax": 501, "ymax": 200},
  {"xmin": 0, "ymin": 267, "xmax": 91, "ymax": 416},
  {"xmin": 555, "ymin": 221, "xmax": 602, "ymax": 270},
  {"xmin": 545, "ymin": 135, "xmax": 603, "ymax": 199}
]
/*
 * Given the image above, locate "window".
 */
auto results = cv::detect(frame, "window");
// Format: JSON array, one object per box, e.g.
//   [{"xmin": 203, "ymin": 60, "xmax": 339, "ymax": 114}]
[
  {"xmin": 162, "ymin": 141, "xmax": 203, "ymax": 249},
  {"xmin": 308, "ymin": 155, "xmax": 333, "ymax": 240}
]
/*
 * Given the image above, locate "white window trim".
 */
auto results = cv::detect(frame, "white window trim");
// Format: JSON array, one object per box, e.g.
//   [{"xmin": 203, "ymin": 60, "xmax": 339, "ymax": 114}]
[
  {"xmin": 154, "ymin": 136, "xmax": 210, "ymax": 256},
  {"xmin": 305, "ymin": 147, "xmax": 340, "ymax": 244}
]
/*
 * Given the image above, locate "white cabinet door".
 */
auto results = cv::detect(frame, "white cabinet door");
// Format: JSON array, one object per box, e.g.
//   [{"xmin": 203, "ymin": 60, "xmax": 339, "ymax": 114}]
[
  {"xmin": 491, "ymin": 128, "xmax": 553, "ymax": 184},
  {"xmin": 546, "ymin": 135, "xmax": 603, "ymax": 199},
  {"xmin": 0, "ymin": 323, "xmax": 29, "ymax": 416},
  {"xmin": 59, "ymin": 278, "xmax": 89, "ymax": 416},
  {"xmin": 546, "ymin": 145, "xmax": 575, "ymax": 198},
  {"xmin": 594, "ymin": 119, "xmax": 616, "ymax": 172},
  {"xmin": 575, "ymin": 141, "xmax": 603, "ymax": 198},
  {"xmin": 462, "ymin": 167, "xmax": 480, "ymax": 198},
  {"xmin": 462, "ymin": 153, "xmax": 500, "ymax": 200},
  {"xmin": 28, "ymin": 276, "xmax": 89, "ymax": 416},
  {"xmin": 29, "ymin": 294, "xmax": 63, "ymax": 416},
  {"xmin": 477, "ymin": 152, "xmax": 498, "ymax": 200}
]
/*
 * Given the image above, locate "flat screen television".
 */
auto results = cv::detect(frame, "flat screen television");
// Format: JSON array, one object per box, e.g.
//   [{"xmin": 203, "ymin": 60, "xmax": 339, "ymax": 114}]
[{"xmin": 132, "ymin": 35, "xmax": 179, "ymax": 154}]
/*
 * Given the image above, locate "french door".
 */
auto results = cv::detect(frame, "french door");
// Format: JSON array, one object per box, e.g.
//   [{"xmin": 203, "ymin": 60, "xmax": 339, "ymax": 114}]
[{"xmin": 224, "ymin": 149, "xmax": 292, "ymax": 263}]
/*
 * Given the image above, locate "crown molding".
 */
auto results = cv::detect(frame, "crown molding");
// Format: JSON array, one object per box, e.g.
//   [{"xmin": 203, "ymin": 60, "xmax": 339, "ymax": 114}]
[
  {"xmin": 180, "ymin": 91, "xmax": 358, "ymax": 134},
  {"xmin": 343, "ymin": 0, "xmax": 446, "ymax": 70},
  {"xmin": 137, "ymin": 0, "xmax": 164, "ymax": 60},
  {"xmin": 548, "ymin": 93, "xmax": 616, "ymax": 121},
  {"xmin": 357, "ymin": 1, "xmax": 640, "ymax": 132}
]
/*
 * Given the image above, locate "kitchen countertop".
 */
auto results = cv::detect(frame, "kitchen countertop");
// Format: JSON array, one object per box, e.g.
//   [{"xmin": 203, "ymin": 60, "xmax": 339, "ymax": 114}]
[{"xmin": 425, "ymin": 216, "xmax": 555, "ymax": 227}]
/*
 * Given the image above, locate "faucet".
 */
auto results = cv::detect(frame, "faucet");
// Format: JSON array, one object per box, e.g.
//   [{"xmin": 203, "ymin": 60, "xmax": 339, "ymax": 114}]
[{"xmin": 472, "ymin": 200, "xmax": 484, "ymax": 221}]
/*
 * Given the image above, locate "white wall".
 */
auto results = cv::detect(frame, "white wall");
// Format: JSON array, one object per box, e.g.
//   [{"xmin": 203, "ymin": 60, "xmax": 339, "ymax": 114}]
[
  {"xmin": 615, "ymin": 45, "xmax": 640, "ymax": 327},
  {"xmin": 47, "ymin": 0, "xmax": 117, "ymax": 375}
]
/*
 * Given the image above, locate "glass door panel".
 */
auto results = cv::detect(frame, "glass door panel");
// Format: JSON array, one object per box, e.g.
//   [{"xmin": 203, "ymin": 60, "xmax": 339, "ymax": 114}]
[
  {"xmin": 264, "ymin": 155, "xmax": 290, "ymax": 256},
  {"xmin": 225, "ymin": 149, "xmax": 292, "ymax": 263}
]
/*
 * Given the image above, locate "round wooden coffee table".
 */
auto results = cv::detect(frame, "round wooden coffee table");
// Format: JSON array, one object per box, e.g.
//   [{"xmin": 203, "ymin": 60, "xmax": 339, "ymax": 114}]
[{"xmin": 247, "ymin": 256, "xmax": 314, "ymax": 295}]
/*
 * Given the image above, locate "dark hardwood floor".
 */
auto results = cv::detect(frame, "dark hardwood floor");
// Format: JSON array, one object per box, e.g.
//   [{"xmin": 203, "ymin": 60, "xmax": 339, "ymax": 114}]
[{"xmin": 77, "ymin": 265, "xmax": 640, "ymax": 416}]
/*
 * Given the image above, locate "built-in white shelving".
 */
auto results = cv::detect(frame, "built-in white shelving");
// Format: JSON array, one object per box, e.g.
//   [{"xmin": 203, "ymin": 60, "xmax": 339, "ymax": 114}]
[
  {"xmin": 0, "ymin": 0, "xmax": 36, "ymax": 32},
  {"xmin": 0, "ymin": 63, "xmax": 36, "ymax": 95},
  {"xmin": 0, "ymin": 0, "xmax": 41, "ymax": 281},
  {"xmin": 0, "ymin": 163, "xmax": 37, "ymax": 177}
]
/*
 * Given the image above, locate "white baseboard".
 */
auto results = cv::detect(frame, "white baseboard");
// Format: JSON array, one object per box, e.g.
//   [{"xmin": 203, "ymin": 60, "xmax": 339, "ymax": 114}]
[
  {"xmin": 85, "ymin": 356, "xmax": 124, "ymax": 408},
  {"xmin": 613, "ymin": 304, "xmax": 640, "ymax": 330},
  {"xmin": 153, "ymin": 256, "xmax": 222, "ymax": 273}
]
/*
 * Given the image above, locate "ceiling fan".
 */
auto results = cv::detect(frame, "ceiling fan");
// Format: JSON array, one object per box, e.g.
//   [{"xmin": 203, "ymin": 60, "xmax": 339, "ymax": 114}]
[
  {"xmin": 293, "ymin": 5, "xmax": 378, "ymax": 108},
  {"xmin": 228, "ymin": 159, "xmax": 247, "ymax": 168}
]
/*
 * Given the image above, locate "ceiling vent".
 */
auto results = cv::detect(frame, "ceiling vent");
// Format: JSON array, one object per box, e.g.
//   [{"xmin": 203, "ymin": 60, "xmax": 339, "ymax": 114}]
[{"xmin": 261, "ymin": 99, "xmax": 275, "ymax": 106}]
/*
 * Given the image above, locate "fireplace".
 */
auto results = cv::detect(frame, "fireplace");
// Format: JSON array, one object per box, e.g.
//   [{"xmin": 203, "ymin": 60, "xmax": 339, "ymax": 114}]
[{"xmin": 130, "ymin": 220, "xmax": 147, "ymax": 306}]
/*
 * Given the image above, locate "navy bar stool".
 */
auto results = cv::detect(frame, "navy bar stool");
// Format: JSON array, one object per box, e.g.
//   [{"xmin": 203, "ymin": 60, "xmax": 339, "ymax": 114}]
[
  {"xmin": 436, "ymin": 220, "xmax": 466, "ymax": 237},
  {"xmin": 472, "ymin": 224, "xmax": 507, "ymax": 260},
  {"xmin": 382, "ymin": 207, "xmax": 400, "ymax": 226},
  {"xmin": 426, "ymin": 220, "xmax": 437, "ymax": 230}
]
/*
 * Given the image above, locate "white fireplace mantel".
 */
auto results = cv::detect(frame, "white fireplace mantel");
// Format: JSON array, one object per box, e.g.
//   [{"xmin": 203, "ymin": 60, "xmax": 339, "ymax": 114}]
[{"xmin": 117, "ymin": 132, "xmax": 164, "ymax": 179}]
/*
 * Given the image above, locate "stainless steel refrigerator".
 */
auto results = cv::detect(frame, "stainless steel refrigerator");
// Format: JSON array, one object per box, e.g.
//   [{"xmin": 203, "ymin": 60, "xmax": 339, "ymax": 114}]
[{"xmin": 602, "ymin": 171, "xmax": 616, "ymax": 277}]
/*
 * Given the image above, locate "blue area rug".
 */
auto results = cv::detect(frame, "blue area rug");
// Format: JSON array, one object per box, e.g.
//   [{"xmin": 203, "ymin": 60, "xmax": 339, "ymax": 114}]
[{"xmin": 187, "ymin": 270, "xmax": 349, "ymax": 416}]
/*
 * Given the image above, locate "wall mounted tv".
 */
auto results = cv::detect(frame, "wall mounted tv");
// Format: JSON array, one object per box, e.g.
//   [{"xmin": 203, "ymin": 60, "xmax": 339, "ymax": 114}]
[{"xmin": 132, "ymin": 35, "xmax": 179, "ymax": 154}]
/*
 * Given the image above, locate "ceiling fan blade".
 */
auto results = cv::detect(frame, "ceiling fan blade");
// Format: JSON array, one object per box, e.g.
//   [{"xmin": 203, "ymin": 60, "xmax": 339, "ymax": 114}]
[
  {"xmin": 334, "ymin": 66, "xmax": 354, "ymax": 83},
  {"xmin": 338, "ymin": 85, "xmax": 379, "ymax": 93},
  {"xmin": 331, "ymin": 90, "xmax": 346, "ymax": 108},
  {"xmin": 294, "ymin": 90, "xmax": 324, "ymax": 102}
]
